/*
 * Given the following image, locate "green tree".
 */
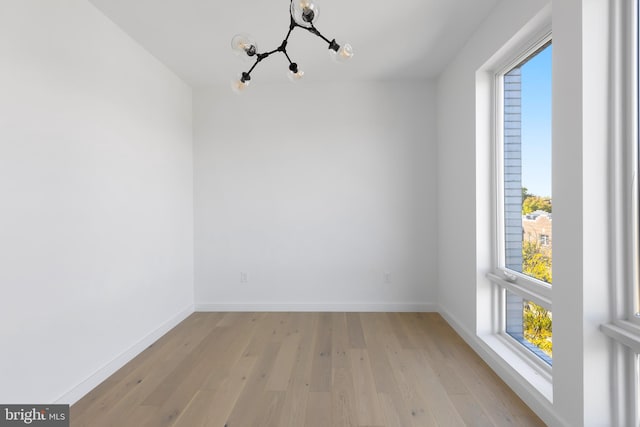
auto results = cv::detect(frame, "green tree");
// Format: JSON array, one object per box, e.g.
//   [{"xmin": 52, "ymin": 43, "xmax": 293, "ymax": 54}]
[
  {"xmin": 522, "ymin": 240, "xmax": 552, "ymax": 284},
  {"xmin": 523, "ymin": 302, "xmax": 553, "ymax": 356},
  {"xmin": 522, "ymin": 240, "xmax": 553, "ymax": 356},
  {"xmin": 522, "ymin": 195, "xmax": 552, "ymax": 215}
]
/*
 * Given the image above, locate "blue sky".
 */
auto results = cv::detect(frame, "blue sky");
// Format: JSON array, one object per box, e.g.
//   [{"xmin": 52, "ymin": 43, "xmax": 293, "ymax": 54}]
[{"xmin": 520, "ymin": 44, "xmax": 552, "ymax": 198}]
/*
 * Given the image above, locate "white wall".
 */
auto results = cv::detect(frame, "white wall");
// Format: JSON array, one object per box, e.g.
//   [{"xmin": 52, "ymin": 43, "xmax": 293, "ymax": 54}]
[
  {"xmin": 438, "ymin": 0, "xmax": 615, "ymax": 425},
  {"xmin": 194, "ymin": 81, "xmax": 437, "ymax": 311},
  {"xmin": 0, "ymin": 0, "xmax": 194, "ymax": 404}
]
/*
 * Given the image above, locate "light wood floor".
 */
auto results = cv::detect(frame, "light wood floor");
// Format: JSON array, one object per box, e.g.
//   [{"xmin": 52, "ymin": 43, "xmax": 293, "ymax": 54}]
[{"xmin": 71, "ymin": 312, "xmax": 545, "ymax": 427}]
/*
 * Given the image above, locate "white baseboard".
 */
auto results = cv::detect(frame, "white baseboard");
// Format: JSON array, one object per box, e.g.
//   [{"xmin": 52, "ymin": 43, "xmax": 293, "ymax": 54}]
[
  {"xmin": 55, "ymin": 304, "xmax": 195, "ymax": 406},
  {"xmin": 194, "ymin": 302, "xmax": 438, "ymax": 312},
  {"xmin": 438, "ymin": 306, "xmax": 568, "ymax": 427}
]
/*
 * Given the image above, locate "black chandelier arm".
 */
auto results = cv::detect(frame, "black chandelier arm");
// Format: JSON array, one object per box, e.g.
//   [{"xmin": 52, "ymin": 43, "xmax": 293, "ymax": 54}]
[
  {"xmin": 307, "ymin": 23, "xmax": 332, "ymax": 46},
  {"xmin": 241, "ymin": 56, "xmax": 263, "ymax": 82},
  {"xmin": 285, "ymin": 18, "xmax": 296, "ymax": 40},
  {"xmin": 282, "ymin": 50, "xmax": 294, "ymax": 65},
  {"xmin": 246, "ymin": 61, "xmax": 259, "ymax": 75},
  {"xmin": 241, "ymin": 43, "xmax": 298, "ymax": 82},
  {"xmin": 242, "ymin": 47, "xmax": 279, "ymax": 80}
]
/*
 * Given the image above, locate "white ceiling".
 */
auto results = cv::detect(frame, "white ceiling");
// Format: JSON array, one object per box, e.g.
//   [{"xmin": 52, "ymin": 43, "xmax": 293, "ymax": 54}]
[{"xmin": 87, "ymin": 0, "xmax": 499, "ymax": 88}]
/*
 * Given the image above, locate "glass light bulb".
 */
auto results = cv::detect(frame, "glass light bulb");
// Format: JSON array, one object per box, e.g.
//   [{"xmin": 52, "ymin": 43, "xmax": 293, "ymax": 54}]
[
  {"xmin": 291, "ymin": 0, "xmax": 320, "ymax": 27},
  {"xmin": 231, "ymin": 33, "xmax": 257, "ymax": 59},
  {"xmin": 231, "ymin": 77, "xmax": 250, "ymax": 93},
  {"xmin": 287, "ymin": 69, "xmax": 305, "ymax": 82},
  {"xmin": 330, "ymin": 43, "xmax": 354, "ymax": 63}
]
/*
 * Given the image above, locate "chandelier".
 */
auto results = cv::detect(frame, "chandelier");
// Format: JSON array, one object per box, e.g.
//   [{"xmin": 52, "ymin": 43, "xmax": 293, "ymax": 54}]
[{"xmin": 231, "ymin": 0, "xmax": 353, "ymax": 91}]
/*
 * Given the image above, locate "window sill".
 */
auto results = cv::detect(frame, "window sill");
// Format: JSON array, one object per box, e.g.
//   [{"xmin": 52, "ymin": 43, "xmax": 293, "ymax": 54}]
[
  {"xmin": 478, "ymin": 332, "xmax": 553, "ymax": 403},
  {"xmin": 505, "ymin": 332, "xmax": 553, "ymax": 366},
  {"xmin": 600, "ymin": 320, "xmax": 640, "ymax": 353}
]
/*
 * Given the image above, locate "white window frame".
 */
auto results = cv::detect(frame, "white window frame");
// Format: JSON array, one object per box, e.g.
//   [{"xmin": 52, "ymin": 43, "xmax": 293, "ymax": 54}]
[
  {"xmin": 489, "ymin": 33, "xmax": 553, "ymax": 372},
  {"xmin": 600, "ymin": 0, "xmax": 640, "ymax": 425}
]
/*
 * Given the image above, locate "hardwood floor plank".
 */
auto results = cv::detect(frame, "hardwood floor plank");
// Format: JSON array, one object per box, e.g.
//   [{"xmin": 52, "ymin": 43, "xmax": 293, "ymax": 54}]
[
  {"xmin": 268, "ymin": 312, "xmax": 296, "ymax": 343},
  {"xmin": 349, "ymin": 349, "xmax": 384, "ymax": 426},
  {"xmin": 309, "ymin": 312, "xmax": 332, "ymax": 392},
  {"xmin": 331, "ymin": 366, "xmax": 358, "ymax": 427},
  {"xmin": 391, "ymin": 334, "xmax": 465, "ymax": 426},
  {"xmin": 118, "ymin": 404, "xmax": 162, "ymax": 427},
  {"xmin": 140, "ymin": 327, "xmax": 224, "ymax": 406},
  {"xmin": 215, "ymin": 311, "xmax": 251, "ymax": 327},
  {"xmin": 346, "ymin": 313, "xmax": 366, "ymax": 349},
  {"xmin": 172, "ymin": 355, "xmax": 257, "ymax": 427},
  {"xmin": 377, "ymin": 392, "xmax": 405, "ymax": 427},
  {"xmin": 224, "ymin": 390, "xmax": 285, "ymax": 427},
  {"xmin": 305, "ymin": 392, "xmax": 332, "ymax": 427},
  {"xmin": 278, "ymin": 313, "xmax": 318, "ymax": 427},
  {"xmin": 383, "ymin": 346, "xmax": 438, "ymax": 427},
  {"xmin": 359, "ymin": 313, "xmax": 403, "ymax": 393},
  {"xmin": 202, "ymin": 313, "xmax": 258, "ymax": 390},
  {"xmin": 448, "ymin": 393, "xmax": 495, "ymax": 427},
  {"xmin": 242, "ymin": 312, "xmax": 286, "ymax": 357},
  {"xmin": 277, "ymin": 378, "xmax": 311, "ymax": 427},
  {"xmin": 222, "ymin": 341, "xmax": 281, "ymax": 427},
  {"xmin": 331, "ymin": 313, "xmax": 350, "ymax": 370},
  {"xmin": 385, "ymin": 312, "xmax": 415, "ymax": 349},
  {"xmin": 266, "ymin": 331, "xmax": 302, "ymax": 391},
  {"xmin": 360, "ymin": 316, "xmax": 415, "ymax": 426},
  {"xmin": 254, "ymin": 391, "xmax": 287, "ymax": 427}
]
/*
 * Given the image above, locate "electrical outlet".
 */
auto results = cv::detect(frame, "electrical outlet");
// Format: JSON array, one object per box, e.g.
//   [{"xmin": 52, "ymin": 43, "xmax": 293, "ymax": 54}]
[
  {"xmin": 384, "ymin": 272, "xmax": 391, "ymax": 284},
  {"xmin": 240, "ymin": 272, "xmax": 248, "ymax": 283}
]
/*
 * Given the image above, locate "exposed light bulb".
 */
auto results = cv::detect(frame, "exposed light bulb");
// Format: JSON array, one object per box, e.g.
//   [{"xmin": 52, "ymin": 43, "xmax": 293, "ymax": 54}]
[
  {"xmin": 291, "ymin": 0, "xmax": 320, "ymax": 27},
  {"xmin": 231, "ymin": 33, "xmax": 257, "ymax": 59},
  {"xmin": 231, "ymin": 75, "xmax": 250, "ymax": 93},
  {"xmin": 287, "ymin": 63, "xmax": 304, "ymax": 82},
  {"xmin": 330, "ymin": 43, "xmax": 354, "ymax": 62},
  {"xmin": 287, "ymin": 70, "xmax": 305, "ymax": 81}
]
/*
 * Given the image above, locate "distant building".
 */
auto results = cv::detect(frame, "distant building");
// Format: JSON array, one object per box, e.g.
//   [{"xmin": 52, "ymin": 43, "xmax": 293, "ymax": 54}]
[{"xmin": 522, "ymin": 210, "xmax": 552, "ymax": 250}]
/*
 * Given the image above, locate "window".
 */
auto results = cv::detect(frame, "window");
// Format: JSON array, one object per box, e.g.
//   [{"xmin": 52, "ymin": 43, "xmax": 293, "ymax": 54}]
[
  {"xmin": 600, "ymin": 1, "xmax": 640, "ymax": 424},
  {"xmin": 495, "ymin": 39, "xmax": 553, "ymax": 366},
  {"xmin": 539, "ymin": 234, "xmax": 550, "ymax": 246}
]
